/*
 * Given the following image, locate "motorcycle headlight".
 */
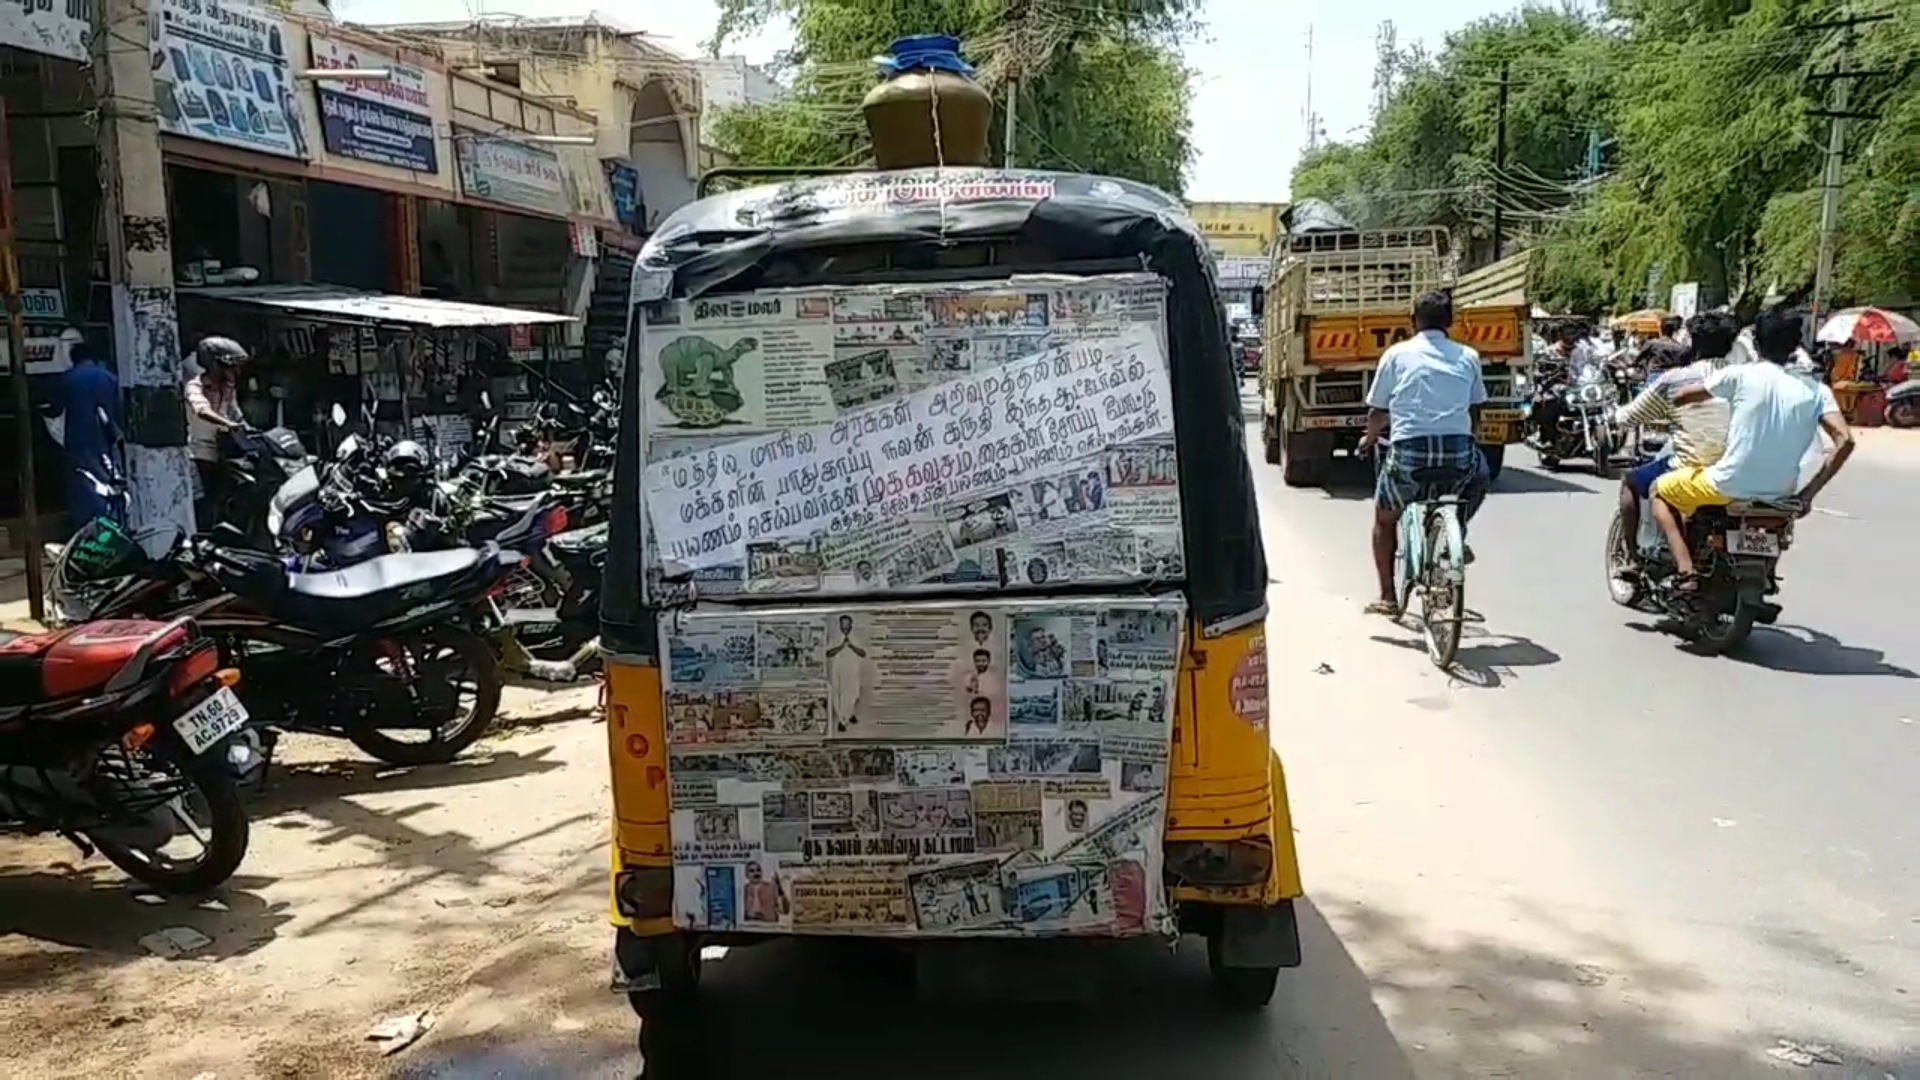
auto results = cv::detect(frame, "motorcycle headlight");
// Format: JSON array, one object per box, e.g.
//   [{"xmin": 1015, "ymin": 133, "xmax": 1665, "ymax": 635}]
[{"xmin": 1579, "ymin": 383, "xmax": 1607, "ymax": 404}]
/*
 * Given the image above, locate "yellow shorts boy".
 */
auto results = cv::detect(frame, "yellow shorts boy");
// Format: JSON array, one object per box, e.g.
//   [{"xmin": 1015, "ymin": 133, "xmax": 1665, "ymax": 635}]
[{"xmin": 1651, "ymin": 465, "xmax": 1733, "ymax": 517}]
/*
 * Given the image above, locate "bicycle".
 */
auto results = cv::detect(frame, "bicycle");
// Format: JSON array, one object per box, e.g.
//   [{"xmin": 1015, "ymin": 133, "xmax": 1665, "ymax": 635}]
[{"xmin": 1380, "ymin": 452, "xmax": 1470, "ymax": 670}]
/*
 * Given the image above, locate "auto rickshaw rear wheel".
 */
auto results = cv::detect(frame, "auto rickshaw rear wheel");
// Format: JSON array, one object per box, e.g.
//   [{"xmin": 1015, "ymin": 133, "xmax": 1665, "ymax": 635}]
[
  {"xmin": 620, "ymin": 928, "xmax": 703, "ymax": 1019},
  {"xmin": 1206, "ymin": 933, "xmax": 1280, "ymax": 1011}
]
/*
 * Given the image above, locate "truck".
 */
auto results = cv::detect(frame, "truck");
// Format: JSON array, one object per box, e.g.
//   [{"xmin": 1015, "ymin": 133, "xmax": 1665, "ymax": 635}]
[{"xmin": 1255, "ymin": 228, "xmax": 1532, "ymax": 486}]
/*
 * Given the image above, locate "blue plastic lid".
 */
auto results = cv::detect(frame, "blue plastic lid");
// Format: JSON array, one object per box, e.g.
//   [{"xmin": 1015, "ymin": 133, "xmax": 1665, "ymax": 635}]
[{"xmin": 874, "ymin": 35, "xmax": 976, "ymax": 78}]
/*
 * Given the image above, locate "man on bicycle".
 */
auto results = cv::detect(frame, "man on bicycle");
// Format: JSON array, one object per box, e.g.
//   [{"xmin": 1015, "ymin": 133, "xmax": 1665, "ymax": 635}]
[{"xmin": 1357, "ymin": 291, "xmax": 1491, "ymax": 616}]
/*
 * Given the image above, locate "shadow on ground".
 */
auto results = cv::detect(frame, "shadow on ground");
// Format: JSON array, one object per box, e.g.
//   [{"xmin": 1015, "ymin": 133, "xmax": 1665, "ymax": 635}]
[
  {"xmin": 386, "ymin": 890, "xmax": 1909, "ymax": 1080},
  {"xmin": 1725, "ymin": 624, "xmax": 1919, "ymax": 678},
  {"xmin": 251, "ymin": 744, "xmax": 567, "ymax": 817},
  {"xmin": 0, "ymin": 862, "xmax": 290, "ymax": 983},
  {"xmin": 1370, "ymin": 618, "xmax": 1562, "ymax": 690}
]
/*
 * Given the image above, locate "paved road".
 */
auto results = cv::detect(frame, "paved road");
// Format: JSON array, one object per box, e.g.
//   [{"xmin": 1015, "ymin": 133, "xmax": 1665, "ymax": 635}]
[{"xmin": 404, "ymin": 397, "xmax": 1918, "ymax": 1079}]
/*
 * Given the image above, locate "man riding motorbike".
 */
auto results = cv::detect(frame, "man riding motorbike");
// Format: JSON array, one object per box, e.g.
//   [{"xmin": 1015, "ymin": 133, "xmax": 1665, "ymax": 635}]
[
  {"xmin": 1529, "ymin": 319, "xmax": 1597, "ymax": 443},
  {"xmin": 1609, "ymin": 312, "xmax": 1738, "ymax": 572},
  {"xmin": 1358, "ymin": 291, "xmax": 1491, "ymax": 617},
  {"xmin": 1649, "ymin": 308, "xmax": 1855, "ymax": 593}
]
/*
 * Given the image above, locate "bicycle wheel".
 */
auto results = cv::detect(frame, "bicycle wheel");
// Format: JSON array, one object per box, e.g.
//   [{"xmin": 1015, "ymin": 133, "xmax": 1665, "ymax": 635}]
[
  {"xmin": 1419, "ymin": 505, "xmax": 1466, "ymax": 669},
  {"xmin": 1394, "ymin": 503, "xmax": 1422, "ymax": 615}
]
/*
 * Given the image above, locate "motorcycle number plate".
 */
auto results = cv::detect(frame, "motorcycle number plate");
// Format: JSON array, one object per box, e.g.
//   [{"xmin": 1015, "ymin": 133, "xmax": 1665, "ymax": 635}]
[
  {"xmin": 1727, "ymin": 529, "xmax": 1781, "ymax": 557},
  {"xmin": 173, "ymin": 686, "xmax": 250, "ymax": 756}
]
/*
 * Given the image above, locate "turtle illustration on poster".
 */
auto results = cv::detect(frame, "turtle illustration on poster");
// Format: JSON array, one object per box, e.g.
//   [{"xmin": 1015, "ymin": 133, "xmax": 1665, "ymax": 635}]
[{"xmin": 654, "ymin": 334, "xmax": 761, "ymax": 427}]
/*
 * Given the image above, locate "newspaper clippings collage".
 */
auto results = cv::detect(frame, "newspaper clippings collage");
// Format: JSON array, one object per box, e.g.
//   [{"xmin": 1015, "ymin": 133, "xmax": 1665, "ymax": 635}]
[
  {"xmin": 664, "ymin": 596, "xmax": 1185, "ymax": 938},
  {"xmin": 636, "ymin": 274, "xmax": 1186, "ymax": 600}
]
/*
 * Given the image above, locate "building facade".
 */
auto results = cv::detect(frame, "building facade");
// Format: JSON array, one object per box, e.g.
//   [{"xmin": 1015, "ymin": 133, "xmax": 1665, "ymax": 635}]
[{"xmin": 0, "ymin": 2, "xmax": 700, "ymax": 544}]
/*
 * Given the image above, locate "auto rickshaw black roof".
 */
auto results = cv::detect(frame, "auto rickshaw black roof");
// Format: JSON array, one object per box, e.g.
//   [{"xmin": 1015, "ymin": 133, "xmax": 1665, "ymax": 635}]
[{"xmin": 600, "ymin": 165, "xmax": 1270, "ymax": 656}]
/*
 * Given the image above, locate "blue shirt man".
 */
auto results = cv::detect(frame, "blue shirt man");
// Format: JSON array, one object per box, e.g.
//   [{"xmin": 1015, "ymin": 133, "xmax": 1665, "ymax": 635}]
[
  {"xmin": 52, "ymin": 339, "xmax": 121, "ymax": 526},
  {"xmin": 1357, "ymin": 292, "xmax": 1491, "ymax": 615}
]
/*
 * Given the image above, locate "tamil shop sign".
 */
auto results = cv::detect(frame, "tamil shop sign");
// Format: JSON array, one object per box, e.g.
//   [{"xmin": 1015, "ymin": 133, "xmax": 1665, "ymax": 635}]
[
  {"xmin": 453, "ymin": 126, "xmax": 567, "ymax": 217},
  {"xmin": 149, "ymin": 0, "xmax": 308, "ymax": 159},
  {"xmin": 308, "ymin": 34, "xmax": 438, "ymax": 174},
  {"xmin": 0, "ymin": 0, "xmax": 90, "ymax": 63}
]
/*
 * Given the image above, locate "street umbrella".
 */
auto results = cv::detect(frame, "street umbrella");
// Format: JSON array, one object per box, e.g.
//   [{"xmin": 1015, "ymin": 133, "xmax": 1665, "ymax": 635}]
[
  {"xmin": 1611, "ymin": 308, "xmax": 1668, "ymax": 335},
  {"xmin": 1816, "ymin": 307, "xmax": 1920, "ymax": 345}
]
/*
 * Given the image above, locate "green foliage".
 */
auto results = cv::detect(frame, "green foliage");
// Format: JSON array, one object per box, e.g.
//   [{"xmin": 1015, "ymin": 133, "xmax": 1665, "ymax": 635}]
[
  {"xmin": 1291, "ymin": 0, "xmax": 1920, "ymax": 310},
  {"xmin": 704, "ymin": 0, "xmax": 1200, "ymax": 195}
]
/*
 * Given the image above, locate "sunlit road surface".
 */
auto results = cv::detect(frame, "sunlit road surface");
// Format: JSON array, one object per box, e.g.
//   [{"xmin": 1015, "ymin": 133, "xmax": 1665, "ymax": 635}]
[{"xmin": 398, "ymin": 388, "xmax": 1918, "ymax": 1079}]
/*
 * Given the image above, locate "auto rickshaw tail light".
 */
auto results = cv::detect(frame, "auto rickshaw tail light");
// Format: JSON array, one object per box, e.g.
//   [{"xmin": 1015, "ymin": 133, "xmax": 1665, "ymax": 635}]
[
  {"xmin": 615, "ymin": 866, "xmax": 674, "ymax": 920},
  {"xmin": 1164, "ymin": 839, "xmax": 1274, "ymax": 889}
]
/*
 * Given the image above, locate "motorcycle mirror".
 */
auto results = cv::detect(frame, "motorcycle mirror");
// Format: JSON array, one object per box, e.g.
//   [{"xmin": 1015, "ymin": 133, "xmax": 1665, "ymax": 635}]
[{"xmin": 331, "ymin": 403, "xmax": 347, "ymax": 427}]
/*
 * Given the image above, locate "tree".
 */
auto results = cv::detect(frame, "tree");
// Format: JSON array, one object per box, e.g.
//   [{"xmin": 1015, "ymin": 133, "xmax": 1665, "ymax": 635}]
[
  {"xmin": 705, "ymin": 0, "xmax": 1201, "ymax": 194},
  {"xmin": 1291, "ymin": 0, "xmax": 1919, "ymax": 310}
]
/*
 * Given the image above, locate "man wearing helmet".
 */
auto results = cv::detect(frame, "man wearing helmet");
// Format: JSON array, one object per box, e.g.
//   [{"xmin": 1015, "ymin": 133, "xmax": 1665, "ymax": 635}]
[{"xmin": 185, "ymin": 336, "xmax": 248, "ymax": 529}]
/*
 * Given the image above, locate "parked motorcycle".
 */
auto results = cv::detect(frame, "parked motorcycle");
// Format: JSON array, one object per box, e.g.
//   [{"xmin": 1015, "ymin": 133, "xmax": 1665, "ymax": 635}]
[
  {"xmin": 1530, "ymin": 366, "xmax": 1621, "ymax": 476},
  {"xmin": 1886, "ymin": 380, "xmax": 1920, "ymax": 429},
  {"xmin": 213, "ymin": 426, "xmax": 312, "ymax": 547},
  {"xmin": 46, "ymin": 522, "xmax": 521, "ymax": 768},
  {"xmin": 0, "ymin": 616, "xmax": 255, "ymax": 892},
  {"xmin": 1605, "ymin": 494, "xmax": 1795, "ymax": 654},
  {"xmin": 491, "ymin": 521, "xmax": 606, "ymax": 683}
]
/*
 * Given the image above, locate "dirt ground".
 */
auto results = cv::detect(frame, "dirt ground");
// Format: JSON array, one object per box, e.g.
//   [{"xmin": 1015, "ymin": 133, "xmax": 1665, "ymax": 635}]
[{"xmin": 0, "ymin": 681, "xmax": 632, "ymax": 1080}]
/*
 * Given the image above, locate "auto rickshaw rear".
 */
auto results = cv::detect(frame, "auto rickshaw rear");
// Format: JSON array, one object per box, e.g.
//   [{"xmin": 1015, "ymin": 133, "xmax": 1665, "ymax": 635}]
[{"xmin": 599, "ymin": 35, "xmax": 1301, "ymax": 1048}]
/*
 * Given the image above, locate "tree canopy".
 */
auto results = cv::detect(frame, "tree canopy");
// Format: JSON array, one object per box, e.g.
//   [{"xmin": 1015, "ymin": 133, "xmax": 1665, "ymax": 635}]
[
  {"xmin": 1289, "ymin": 0, "xmax": 1917, "ymax": 313},
  {"xmin": 704, "ymin": 0, "xmax": 1201, "ymax": 195}
]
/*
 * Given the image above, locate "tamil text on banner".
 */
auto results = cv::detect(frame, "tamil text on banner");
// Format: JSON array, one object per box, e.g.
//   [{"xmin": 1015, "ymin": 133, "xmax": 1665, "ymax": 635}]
[
  {"xmin": 1215, "ymin": 255, "xmax": 1267, "ymax": 290},
  {"xmin": 662, "ymin": 595, "xmax": 1184, "ymax": 938},
  {"xmin": 453, "ymin": 126, "xmax": 567, "ymax": 217},
  {"xmin": 150, "ymin": 0, "xmax": 308, "ymax": 160},
  {"xmin": 0, "ymin": 0, "xmax": 90, "ymax": 63},
  {"xmin": 637, "ymin": 275, "xmax": 1184, "ymax": 597},
  {"xmin": 308, "ymin": 34, "xmax": 438, "ymax": 174}
]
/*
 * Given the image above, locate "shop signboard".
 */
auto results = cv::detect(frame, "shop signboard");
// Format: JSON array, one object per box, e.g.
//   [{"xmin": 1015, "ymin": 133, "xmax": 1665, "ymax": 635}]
[
  {"xmin": 604, "ymin": 158, "xmax": 643, "ymax": 232},
  {"xmin": 309, "ymin": 34, "xmax": 438, "ymax": 174},
  {"xmin": 1215, "ymin": 254, "xmax": 1267, "ymax": 290},
  {"xmin": 149, "ymin": 0, "xmax": 308, "ymax": 160},
  {"xmin": 453, "ymin": 126, "xmax": 567, "ymax": 217},
  {"xmin": 0, "ymin": 0, "xmax": 90, "ymax": 63}
]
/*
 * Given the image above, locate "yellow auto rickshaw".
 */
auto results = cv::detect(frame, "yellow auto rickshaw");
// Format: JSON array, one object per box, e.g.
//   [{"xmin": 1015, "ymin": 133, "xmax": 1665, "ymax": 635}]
[{"xmin": 600, "ymin": 34, "xmax": 1302, "ymax": 1045}]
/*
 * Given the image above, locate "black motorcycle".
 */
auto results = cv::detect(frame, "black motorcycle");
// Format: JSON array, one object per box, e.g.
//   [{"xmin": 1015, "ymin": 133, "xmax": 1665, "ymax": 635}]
[
  {"xmin": 0, "ymin": 616, "xmax": 254, "ymax": 892},
  {"xmin": 48, "ymin": 520, "xmax": 523, "ymax": 768},
  {"xmin": 1528, "ymin": 366, "xmax": 1621, "ymax": 476},
  {"xmin": 492, "ymin": 520, "xmax": 606, "ymax": 683},
  {"xmin": 213, "ymin": 426, "xmax": 311, "ymax": 547},
  {"xmin": 1605, "ymin": 495, "xmax": 1796, "ymax": 654}
]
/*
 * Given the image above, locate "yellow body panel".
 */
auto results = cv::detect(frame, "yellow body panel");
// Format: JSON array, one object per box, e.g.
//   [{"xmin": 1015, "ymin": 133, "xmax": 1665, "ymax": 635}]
[{"xmin": 607, "ymin": 618, "xmax": 1301, "ymax": 932}]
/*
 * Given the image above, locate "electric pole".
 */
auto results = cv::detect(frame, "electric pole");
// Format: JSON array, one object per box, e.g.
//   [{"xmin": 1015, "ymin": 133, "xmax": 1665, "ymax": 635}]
[
  {"xmin": 91, "ymin": 0, "xmax": 196, "ymax": 551},
  {"xmin": 1805, "ymin": 9, "xmax": 1891, "ymax": 322},
  {"xmin": 1490, "ymin": 59, "xmax": 1510, "ymax": 261},
  {"xmin": 1003, "ymin": 76, "xmax": 1018, "ymax": 168},
  {"xmin": 1001, "ymin": 0, "xmax": 1023, "ymax": 168},
  {"xmin": 1303, "ymin": 25, "xmax": 1317, "ymax": 152}
]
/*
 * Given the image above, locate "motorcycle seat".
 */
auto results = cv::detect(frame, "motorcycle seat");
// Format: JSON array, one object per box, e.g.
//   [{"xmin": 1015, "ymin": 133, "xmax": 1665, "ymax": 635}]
[
  {"xmin": 0, "ymin": 620, "xmax": 192, "ymax": 707},
  {"xmin": 549, "ymin": 522, "xmax": 609, "ymax": 557},
  {"xmin": 483, "ymin": 493, "xmax": 543, "ymax": 516},
  {"xmin": 286, "ymin": 549, "xmax": 484, "ymax": 600},
  {"xmin": 1727, "ymin": 498, "xmax": 1800, "ymax": 516}
]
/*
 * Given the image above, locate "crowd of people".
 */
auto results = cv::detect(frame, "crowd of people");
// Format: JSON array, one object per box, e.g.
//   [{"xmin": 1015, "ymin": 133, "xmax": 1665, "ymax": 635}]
[{"xmin": 1357, "ymin": 293, "xmax": 1855, "ymax": 612}]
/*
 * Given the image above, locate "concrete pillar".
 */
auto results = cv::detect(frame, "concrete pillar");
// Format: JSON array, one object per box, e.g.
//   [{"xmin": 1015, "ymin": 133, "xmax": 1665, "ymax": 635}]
[{"xmin": 92, "ymin": 0, "xmax": 194, "ymax": 548}]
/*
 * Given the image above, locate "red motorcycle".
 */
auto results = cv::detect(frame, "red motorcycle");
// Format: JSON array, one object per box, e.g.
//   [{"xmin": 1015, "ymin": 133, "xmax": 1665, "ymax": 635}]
[{"xmin": 0, "ymin": 617, "xmax": 253, "ymax": 892}]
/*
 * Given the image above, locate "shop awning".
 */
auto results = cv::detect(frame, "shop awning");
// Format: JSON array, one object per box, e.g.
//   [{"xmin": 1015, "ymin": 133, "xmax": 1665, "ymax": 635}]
[{"xmin": 178, "ymin": 285, "xmax": 576, "ymax": 328}]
